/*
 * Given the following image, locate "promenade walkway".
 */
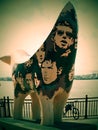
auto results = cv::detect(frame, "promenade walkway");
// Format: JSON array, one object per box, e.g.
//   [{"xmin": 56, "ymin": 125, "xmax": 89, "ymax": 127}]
[
  {"xmin": 0, "ymin": 117, "xmax": 97, "ymax": 130},
  {"xmin": 63, "ymin": 118, "xmax": 98, "ymax": 130}
]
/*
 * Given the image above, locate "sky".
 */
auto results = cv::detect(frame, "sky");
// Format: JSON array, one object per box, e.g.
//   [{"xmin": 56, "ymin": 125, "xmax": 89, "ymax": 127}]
[{"xmin": 0, "ymin": 0, "xmax": 98, "ymax": 77}]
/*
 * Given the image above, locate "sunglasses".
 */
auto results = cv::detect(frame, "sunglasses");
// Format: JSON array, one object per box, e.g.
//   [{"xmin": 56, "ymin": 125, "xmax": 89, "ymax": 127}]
[{"xmin": 56, "ymin": 30, "xmax": 73, "ymax": 38}]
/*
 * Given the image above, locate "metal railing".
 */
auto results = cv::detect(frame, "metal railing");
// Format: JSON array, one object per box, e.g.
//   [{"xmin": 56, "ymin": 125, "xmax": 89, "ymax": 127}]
[
  {"xmin": 63, "ymin": 95, "xmax": 98, "ymax": 119},
  {"xmin": 0, "ymin": 95, "xmax": 98, "ymax": 119}
]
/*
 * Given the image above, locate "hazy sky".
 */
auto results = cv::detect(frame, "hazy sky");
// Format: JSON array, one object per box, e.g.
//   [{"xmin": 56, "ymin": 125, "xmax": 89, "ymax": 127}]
[{"xmin": 0, "ymin": 0, "xmax": 98, "ymax": 76}]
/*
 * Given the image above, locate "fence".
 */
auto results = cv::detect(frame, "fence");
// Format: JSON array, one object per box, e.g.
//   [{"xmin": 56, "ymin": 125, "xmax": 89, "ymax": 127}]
[
  {"xmin": 63, "ymin": 95, "xmax": 98, "ymax": 119},
  {"xmin": 0, "ymin": 95, "xmax": 98, "ymax": 120}
]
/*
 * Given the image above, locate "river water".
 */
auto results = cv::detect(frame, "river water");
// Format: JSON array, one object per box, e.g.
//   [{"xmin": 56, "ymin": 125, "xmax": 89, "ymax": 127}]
[{"xmin": 0, "ymin": 80, "xmax": 98, "ymax": 99}]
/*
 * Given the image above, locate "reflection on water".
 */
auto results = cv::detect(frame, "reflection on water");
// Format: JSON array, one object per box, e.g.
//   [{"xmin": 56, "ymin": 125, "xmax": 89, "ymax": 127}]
[{"xmin": 0, "ymin": 80, "xmax": 98, "ymax": 99}]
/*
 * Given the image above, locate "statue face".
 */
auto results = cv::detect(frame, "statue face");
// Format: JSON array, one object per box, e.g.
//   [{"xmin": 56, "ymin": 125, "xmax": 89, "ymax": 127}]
[
  {"xmin": 68, "ymin": 64, "xmax": 74, "ymax": 81},
  {"xmin": 25, "ymin": 73, "xmax": 33, "ymax": 88},
  {"xmin": 54, "ymin": 25, "xmax": 74, "ymax": 49},
  {"xmin": 36, "ymin": 45, "xmax": 45, "ymax": 63},
  {"xmin": 41, "ymin": 60, "xmax": 58, "ymax": 84},
  {"xmin": 16, "ymin": 73, "xmax": 23, "ymax": 85}
]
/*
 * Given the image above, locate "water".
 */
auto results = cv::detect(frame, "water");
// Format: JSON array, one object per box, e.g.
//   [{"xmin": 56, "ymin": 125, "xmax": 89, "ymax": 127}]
[
  {"xmin": 69, "ymin": 80, "xmax": 98, "ymax": 98},
  {"xmin": 0, "ymin": 80, "xmax": 98, "ymax": 99},
  {"xmin": 0, "ymin": 81, "xmax": 14, "ymax": 99}
]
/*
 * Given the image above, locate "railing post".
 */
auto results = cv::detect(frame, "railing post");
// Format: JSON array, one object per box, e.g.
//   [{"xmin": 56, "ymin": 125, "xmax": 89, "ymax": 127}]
[
  {"xmin": 7, "ymin": 96, "xmax": 11, "ymax": 117},
  {"xmin": 3, "ymin": 96, "xmax": 6, "ymax": 117},
  {"xmin": 84, "ymin": 95, "xmax": 88, "ymax": 119}
]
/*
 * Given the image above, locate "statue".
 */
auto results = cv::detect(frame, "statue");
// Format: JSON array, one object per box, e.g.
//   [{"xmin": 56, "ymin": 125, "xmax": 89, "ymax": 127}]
[{"xmin": 0, "ymin": 2, "xmax": 78, "ymax": 125}]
